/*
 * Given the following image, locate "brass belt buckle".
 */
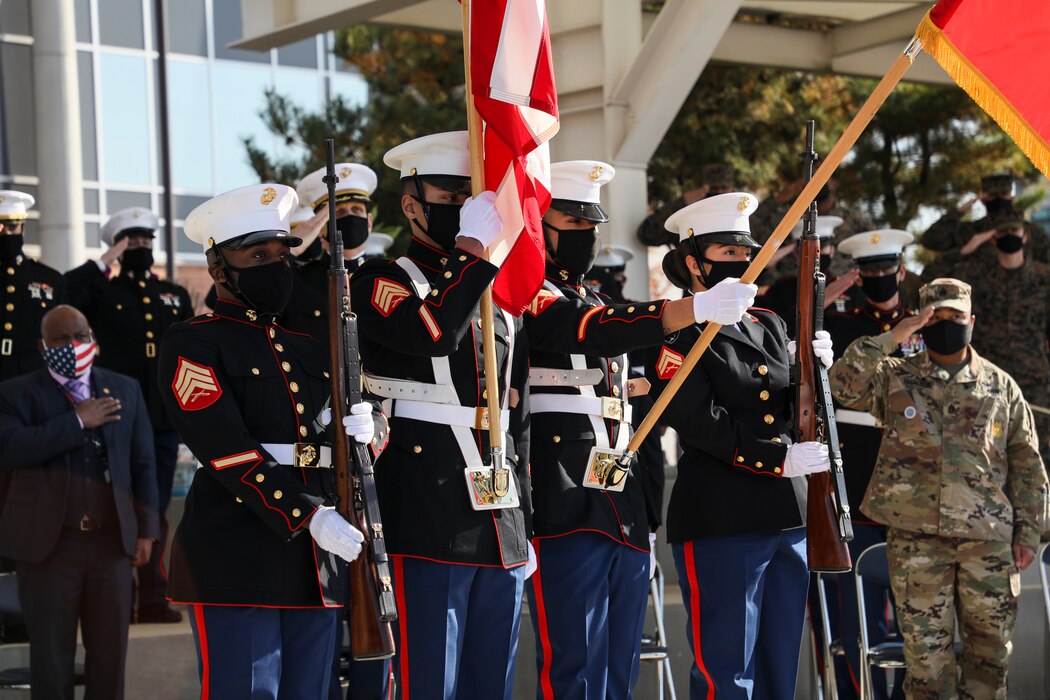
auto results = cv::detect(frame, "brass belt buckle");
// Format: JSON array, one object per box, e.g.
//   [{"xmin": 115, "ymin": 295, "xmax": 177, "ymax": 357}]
[
  {"xmin": 0, "ymin": 338, "xmax": 11, "ymax": 356},
  {"xmin": 475, "ymin": 406, "xmax": 490, "ymax": 431},
  {"xmin": 601, "ymin": 397, "xmax": 623, "ymax": 421},
  {"xmin": 79, "ymin": 515, "xmax": 99, "ymax": 531},
  {"xmin": 293, "ymin": 442, "xmax": 318, "ymax": 467},
  {"xmin": 145, "ymin": 342, "xmax": 156, "ymax": 358}
]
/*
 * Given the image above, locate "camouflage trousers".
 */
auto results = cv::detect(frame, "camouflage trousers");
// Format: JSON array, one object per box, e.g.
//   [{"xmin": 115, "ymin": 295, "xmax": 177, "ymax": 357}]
[{"xmin": 886, "ymin": 529, "xmax": 1019, "ymax": 700}]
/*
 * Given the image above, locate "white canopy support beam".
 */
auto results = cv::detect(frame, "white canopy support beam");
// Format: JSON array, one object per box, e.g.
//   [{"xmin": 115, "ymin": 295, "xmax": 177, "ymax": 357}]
[
  {"xmin": 611, "ymin": 0, "xmax": 743, "ymax": 166},
  {"xmin": 232, "ymin": 0, "xmax": 430, "ymax": 51}
]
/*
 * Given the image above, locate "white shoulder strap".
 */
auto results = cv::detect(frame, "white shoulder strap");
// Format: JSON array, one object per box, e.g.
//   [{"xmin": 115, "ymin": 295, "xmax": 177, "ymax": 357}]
[{"xmin": 395, "ymin": 257, "xmax": 431, "ymax": 299}]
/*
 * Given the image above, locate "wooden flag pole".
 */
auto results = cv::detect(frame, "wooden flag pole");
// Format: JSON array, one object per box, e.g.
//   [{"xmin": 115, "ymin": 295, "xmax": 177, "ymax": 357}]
[
  {"xmin": 462, "ymin": 0, "xmax": 506, "ymax": 459},
  {"xmin": 617, "ymin": 39, "xmax": 922, "ymax": 463}
]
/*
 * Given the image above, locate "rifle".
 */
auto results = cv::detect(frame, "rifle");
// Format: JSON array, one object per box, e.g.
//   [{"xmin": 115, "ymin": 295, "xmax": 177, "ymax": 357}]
[
  {"xmin": 794, "ymin": 121, "xmax": 854, "ymax": 573},
  {"xmin": 324, "ymin": 139, "xmax": 397, "ymax": 659}
]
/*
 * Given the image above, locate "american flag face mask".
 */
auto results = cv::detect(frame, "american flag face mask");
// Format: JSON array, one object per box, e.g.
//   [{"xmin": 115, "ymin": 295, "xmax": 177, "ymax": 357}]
[{"xmin": 42, "ymin": 340, "xmax": 97, "ymax": 379}]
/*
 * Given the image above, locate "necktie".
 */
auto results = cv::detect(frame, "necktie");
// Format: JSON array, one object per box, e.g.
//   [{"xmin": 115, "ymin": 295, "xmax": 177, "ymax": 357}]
[{"xmin": 65, "ymin": 379, "xmax": 90, "ymax": 404}]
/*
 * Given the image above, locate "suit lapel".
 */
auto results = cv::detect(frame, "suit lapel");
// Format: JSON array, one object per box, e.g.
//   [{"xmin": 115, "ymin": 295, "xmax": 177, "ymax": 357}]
[{"xmin": 88, "ymin": 370, "xmax": 118, "ymax": 451}]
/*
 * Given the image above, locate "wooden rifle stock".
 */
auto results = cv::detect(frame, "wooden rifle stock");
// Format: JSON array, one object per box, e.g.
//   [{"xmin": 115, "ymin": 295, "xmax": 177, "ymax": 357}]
[
  {"xmin": 795, "ymin": 122, "xmax": 852, "ymax": 573},
  {"xmin": 324, "ymin": 140, "xmax": 397, "ymax": 659}
]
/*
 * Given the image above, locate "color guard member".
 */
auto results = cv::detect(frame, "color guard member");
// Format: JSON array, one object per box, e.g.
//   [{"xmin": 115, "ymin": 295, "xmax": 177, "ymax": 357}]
[
  {"xmin": 650, "ymin": 193, "xmax": 833, "ymax": 700},
  {"xmin": 523, "ymin": 161, "xmax": 756, "ymax": 699},
  {"xmin": 159, "ymin": 183, "xmax": 377, "ymax": 698}
]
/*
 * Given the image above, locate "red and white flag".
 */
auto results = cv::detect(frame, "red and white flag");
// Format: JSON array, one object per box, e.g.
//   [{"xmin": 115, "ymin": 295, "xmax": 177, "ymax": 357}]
[{"xmin": 469, "ymin": 0, "xmax": 559, "ymax": 315}]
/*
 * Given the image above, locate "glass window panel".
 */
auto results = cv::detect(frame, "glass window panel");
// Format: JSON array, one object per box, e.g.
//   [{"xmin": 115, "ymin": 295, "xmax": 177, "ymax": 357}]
[
  {"xmin": 175, "ymin": 194, "xmax": 208, "ymax": 220},
  {"xmin": 0, "ymin": 0, "xmax": 31, "ymax": 36},
  {"xmin": 98, "ymin": 0, "xmax": 145, "ymax": 50},
  {"xmin": 0, "ymin": 43, "xmax": 37, "ymax": 177},
  {"xmin": 167, "ymin": 59, "xmax": 213, "ymax": 192},
  {"xmin": 213, "ymin": 61, "xmax": 272, "ymax": 191},
  {"xmin": 166, "ymin": 0, "xmax": 206, "ymax": 57},
  {"xmin": 99, "ymin": 52, "xmax": 152, "ymax": 186},
  {"xmin": 277, "ymin": 37, "xmax": 317, "ymax": 69},
  {"xmin": 105, "ymin": 189, "xmax": 151, "ymax": 214},
  {"xmin": 329, "ymin": 73, "xmax": 368, "ymax": 108},
  {"xmin": 212, "ymin": 0, "xmax": 269, "ymax": 64},
  {"xmin": 272, "ymin": 68, "xmax": 321, "ymax": 168},
  {"xmin": 84, "ymin": 188, "xmax": 99, "ymax": 214},
  {"xmin": 74, "ymin": 0, "xmax": 91, "ymax": 43},
  {"xmin": 78, "ymin": 51, "xmax": 98, "ymax": 180},
  {"xmin": 84, "ymin": 221, "xmax": 101, "ymax": 248}
]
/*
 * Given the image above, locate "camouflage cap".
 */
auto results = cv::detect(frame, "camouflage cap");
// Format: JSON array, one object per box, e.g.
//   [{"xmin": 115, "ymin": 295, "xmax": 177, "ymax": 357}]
[
  {"xmin": 919, "ymin": 277, "xmax": 971, "ymax": 314},
  {"xmin": 981, "ymin": 172, "xmax": 1013, "ymax": 195}
]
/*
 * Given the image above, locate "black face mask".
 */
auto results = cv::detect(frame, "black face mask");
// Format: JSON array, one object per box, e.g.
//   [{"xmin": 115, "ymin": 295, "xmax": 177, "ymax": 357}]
[
  {"xmin": 336, "ymin": 214, "xmax": 370, "ymax": 250},
  {"xmin": 861, "ymin": 272, "xmax": 899, "ymax": 303},
  {"xmin": 819, "ymin": 253, "xmax": 833, "ymax": 272},
  {"xmin": 121, "ymin": 247, "xmax": 154, "ymax": 272},
  {"xmin": 545, "ymin": 223, "xmax": 600, "ymax": 276},
  {"xmin": 920, "ymin": 318, "xmax": 972, "ymax": 355},
  {"xmin": 585, "ymin": 269, "xmax": 626, "ymax": 302},
  {"xmin": 223, "ymin": 259, "xmax": 294, "ymax": 316},
  {"xmin": 698, "ymin": 259, "xmax": 750, "ymax": 288},
  {"xmin": 984, "ymin": 198, "xmax": 1013, "ymax": 218},
  {"xmin": 411, "ymin": 197, "xmax": 462, "ymax": 252},
  {"xmin": 0, "ymin": 234, "xmax": 23, "ymax": 262},
  {"xmin": 995, "ymin": 233, "xmax": 1024, "ymax": 253}
]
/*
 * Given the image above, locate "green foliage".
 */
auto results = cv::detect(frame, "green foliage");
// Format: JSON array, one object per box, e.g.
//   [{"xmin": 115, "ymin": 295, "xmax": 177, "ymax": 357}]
[
  {"xmin": 650, "ymin": 63, "xmax": 1034, "ymax": 230},
  {"xmin": 243, "ymin": 27, "xmax": 466, "ymax": 252}
]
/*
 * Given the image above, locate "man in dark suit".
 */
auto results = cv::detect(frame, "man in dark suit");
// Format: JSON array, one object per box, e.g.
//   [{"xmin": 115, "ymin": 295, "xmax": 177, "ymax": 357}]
[
  {"xmin": 0, "ymin": 305, "xmax": 159, "ymax": 699},
  {"xmin": 65, "ymin": 207, "xmax": 192, "ymax": 623}
]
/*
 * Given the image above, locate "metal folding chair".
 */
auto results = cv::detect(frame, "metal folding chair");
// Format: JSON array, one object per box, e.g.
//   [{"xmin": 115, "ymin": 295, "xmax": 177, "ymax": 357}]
[
  {"xmin": 639, "ymin": 560, "xmax": 677, "ymax": 700},
  {"xmin": 1039, "ymin": 542, "xmax": 1050, "ymax": 697},
  {"xmin": 854, "ymin": 543, "xmax": 905, "ymax": 700}
]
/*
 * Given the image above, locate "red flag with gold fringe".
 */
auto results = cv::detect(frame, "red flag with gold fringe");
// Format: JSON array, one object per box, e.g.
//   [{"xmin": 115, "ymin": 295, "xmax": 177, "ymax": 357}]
[{"xmin": 916, "ymin": 0, "xmax": 1050, "ymax": 177}]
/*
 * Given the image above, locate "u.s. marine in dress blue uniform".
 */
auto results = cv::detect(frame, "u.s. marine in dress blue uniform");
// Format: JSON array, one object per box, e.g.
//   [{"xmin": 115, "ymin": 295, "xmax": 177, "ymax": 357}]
[
  {"xmin": 349, "ymin": 132, "xmax": 530, "ymax": 700},
  {"xmin": 818, "ymin": 229, "xmax": 916, "ymax": 700},
  {"xmin": 0, "ymin": 190, "xmax": 67, "ymax": 381},
  {"xmin": 649, "ymin": 193, "xmax": 833, "ymax": 700},
  {"xmin": 159, "ymin": 183, "xmax": 380, "ymax": 699},
  {"xmin": 521, "ymin": 161, "xmax": 756, "ymax": 700}
]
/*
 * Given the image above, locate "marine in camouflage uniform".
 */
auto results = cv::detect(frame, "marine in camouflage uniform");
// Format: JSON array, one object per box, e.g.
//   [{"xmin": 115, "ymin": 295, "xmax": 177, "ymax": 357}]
[
  {"xmin": 920, "ymin": 173, "xmax": 1050, "ymax": 272},
  {"xmin": 924, "ymin": 221, "xmax": 1050, "ymax": 467},
  {"xmin": 829, "ymin": 278, "xmax": 1049, "ymax": 700}
]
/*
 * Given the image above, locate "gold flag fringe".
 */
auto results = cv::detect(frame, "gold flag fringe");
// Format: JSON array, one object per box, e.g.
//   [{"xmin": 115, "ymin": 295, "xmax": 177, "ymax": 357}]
[{"xmin": 916, "ymin": 11, "xmax": 1050, "ymax": 179}]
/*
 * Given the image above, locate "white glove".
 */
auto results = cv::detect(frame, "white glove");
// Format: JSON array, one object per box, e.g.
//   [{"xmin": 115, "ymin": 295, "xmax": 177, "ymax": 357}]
[
  {"xmin": 456, "ymin": 191, "xmax": 502, "ymax": 249},
  {"xmin": 342, "ymin": 402, "xmax": 374, "ymax": 444},
  {"xmin": 523, "ymin": 541, "xmax": 538, "ymax": 580},
  {"xmin": 648, "ymin": 532, "xmax": 657, "ymax": 580},
  {"xmin": 813, "ymin": 330, "xmax": 834, "ymax": 369},
  {"xmin": 309, "ymin": 506, "xmax": 365, "ymax": 562},
  {"xmin": 783, "ymin": 441, "xmax": 831, "ymax": 478},
  {"xmin": 692, "ymin": 278, "xmax": 758, "ymax": 325},
  {"xmin": 787, "ymin": 331, "xmax": 834, "ymax": 369}
]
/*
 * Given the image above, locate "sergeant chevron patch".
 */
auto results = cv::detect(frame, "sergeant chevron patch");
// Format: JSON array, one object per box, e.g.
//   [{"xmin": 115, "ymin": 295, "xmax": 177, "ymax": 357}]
[
  {"xmin": 656, "ymin": 346, "xmax": 685, "ymax": 380},
  {"xmin": 371, "ymin": 278, "xmax": 411, "ymax": 317},
  {"xmin": 525, "ymin": 289, "xmax": 559, "ymax": 316},
  {"xmin": 172, "ymin": 356, "xmax": 222, "ymax": 411}
]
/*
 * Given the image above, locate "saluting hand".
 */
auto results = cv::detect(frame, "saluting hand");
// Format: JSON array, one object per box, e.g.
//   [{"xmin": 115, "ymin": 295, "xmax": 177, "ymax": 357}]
[
  {"xmin": 891, "ymin": 306, "xmax": 934, "ymax": 346},
  {"xmin": 76, "ymin": 397, "xmax": 122, "ymax": 429},
  {"xmin": 100, "ymin": 238, "xmax": 129, "ymax": 267},
  {"xmin": 960, "ymin": 228, "xmax": 996, "ymax": 256}
]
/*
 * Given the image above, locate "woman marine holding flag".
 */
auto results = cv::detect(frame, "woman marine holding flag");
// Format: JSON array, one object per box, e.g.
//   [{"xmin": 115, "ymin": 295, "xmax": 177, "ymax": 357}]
[{"xmin": 649, "ymin": 193, "xmax": 833, "ymax": 700}]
